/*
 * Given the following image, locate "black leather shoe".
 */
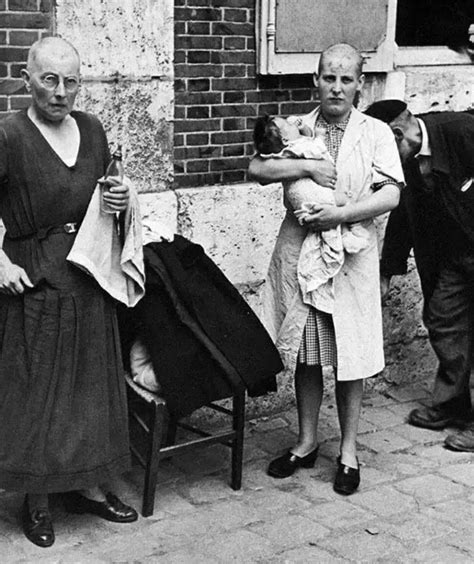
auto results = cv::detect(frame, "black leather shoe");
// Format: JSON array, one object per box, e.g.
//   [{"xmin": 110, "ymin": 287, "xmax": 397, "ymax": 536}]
[
  {"xmin": 267, "ymin": 447, "xmax": 319, "ymax": 478},
  {"xmin": 21, "ymin": 498, "xmax": 55, "ymax": 548},
  {"xmin": 333, "ymin": 457, "xmax": 360, "ymax": 495},
  {"xmin": 444, "ymin": 423, "xmax": 474, "ymax": 452},
  {"xmin": 63, "ymin": 492, "xmax": 138, "ymax": 523},
  {"xmin": 408, "ymin": 406, "xmax": 470, "ymax": 430}
]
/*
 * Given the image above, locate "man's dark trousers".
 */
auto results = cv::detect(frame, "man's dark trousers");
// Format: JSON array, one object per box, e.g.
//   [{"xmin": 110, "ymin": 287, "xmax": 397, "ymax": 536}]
[{"xmin": 425, "ymin": 250, "xmax": 474, "ymax": 414}]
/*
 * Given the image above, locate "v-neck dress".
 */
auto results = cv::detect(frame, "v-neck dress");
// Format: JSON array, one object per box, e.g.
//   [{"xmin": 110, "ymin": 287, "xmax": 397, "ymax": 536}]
[{"xmin": 0, "ymin": 110, "xmax": 130, "ymax": 493}]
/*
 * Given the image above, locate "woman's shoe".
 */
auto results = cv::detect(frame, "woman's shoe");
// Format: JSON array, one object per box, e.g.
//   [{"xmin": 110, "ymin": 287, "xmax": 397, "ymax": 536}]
[
  {"xmin": 333, "ymin": 456, "xmax": 360, "ymax": 495},
  {"xmin": 21, "ymin": 497, "xmax": 55, "ymax": 548},
  {"xmin": 63, "ymin": 491, "xmax": 138, "ymax": 523},
  {"xmin": 267, "ymin": 447, "xmax": 319, "ymax": 478}
]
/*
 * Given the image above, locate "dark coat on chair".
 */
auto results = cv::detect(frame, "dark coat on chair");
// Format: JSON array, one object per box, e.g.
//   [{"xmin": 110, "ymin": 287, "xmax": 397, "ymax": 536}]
[{"xmin": 119, "ymin": 236, "xmax": 281, "ymax": 417}]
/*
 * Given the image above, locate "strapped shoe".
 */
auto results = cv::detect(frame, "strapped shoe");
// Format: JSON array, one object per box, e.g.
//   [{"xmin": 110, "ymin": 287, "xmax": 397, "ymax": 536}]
[
  {"xmin": 444, "ymin": 423, "xmax": 474, "ymax": 452},
  {"xmin": 267, "ymin": 447, "xmax": 319, "ymax": 479},
  {"xmin": 333, "ymin": 456, "xmax": 360, "ymax": 495},
  {"xmin": 21, "ymin": 497, "xmax": 55, "ymax": 548},
  {"xmin": 63, "ymin": 492, "xmax": 138, "ymax": 523},
  {"xmin": 408, "ymin": 406, "xmax": 471, "ymax": 430}
]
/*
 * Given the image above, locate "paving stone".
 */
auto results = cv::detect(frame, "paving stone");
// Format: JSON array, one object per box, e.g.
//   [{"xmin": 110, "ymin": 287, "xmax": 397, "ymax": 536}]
[
  {"xmin": 357, "ymin": 418, "xmax": 378, "ymax": 434},
  {"xmin": 422, "ymin": 499, "xmax": 474, "ymax": 531},
  {"xmin": 390, "ymin": 423, "xmax": 444, "ymax": 445},
  {"xmin": 364, "ymin": 451, "xmax": 438, "ymax": 476},
  {"xmin": 180, "ymin": 475, "xmax": 245, "ymax": 506},
  {"xmin": 444, "ymin": 530, "xmax": 474, "ymax": 554},
  {"xmin": 158, "ymin": 548, "xmax": 221, "ymax": 563},
  {"xmin": 0, "ymin": 389, "xmax": 472, "ymax": 563},
  {"xmin": 248, "ymin": 513, "xmax": 330, "ymax": 550},
  {"xmin": 407, "ymin": 545, "xmax": 471, "ymax": 563},
  {"xmin": 271, "ymin": 545, "xmax": 346, "ymax": 563},
  {"xmin": 415, "ymin": 444, "xmax": 474, "ymax": 464},
  {"xmin": 357, "ymin": 465, "xmax": 393, "ymax": 490},
  {"xmin": 385, "ymin": 401, "xmax": 428, "ymax": 421},
  {"xmin": 318, "ymin": 529, "xmax": 408, "ymax": 562},
  {"xmin": 248, "ymin": 416, "xmax": 289, "ymax": 433},
  {"xmin": 303, "ymin": 499, "xmax": 376, "ymax": 529},
  {"xmin": 362, "ymin": 392, "xmax": 394, "ymax": 408},
  {"xmin": 394, "ymin": 474, "xmax": 466, "ymax": 504},
  {"xmin": 198, "ymin": 529, "xmax": 275, "ymax": 562},
  {"xmin": 252, "ymin": 428, "xmax": 298, "ymax": 455},
  {"xmin": 385, "ymin": 385, "xmax": 430, "ymax": 403},
  {"xmin": 359, "ymin": 406, "xmax": 402, "ymax": 429},
  {"xmin": 380, "ymin": 512, "xmax": 455, "ymax": 544},
  {"xmin": 357, "ymin": 429, "xmax": 413, "ymax": 453},
  {"xmin": 349, "ymin": 485, "xmax": 417, "ymax": 517},
  {"xmin": 439, "ymin": 462, "xmax": 474, "ymax": 487},
  {"xmin": 171, "ymin": 444, "xmax": 230, "ymax": 475},
  {"xmin": 241, "ymin": 487, "xmax": 312, "ymax": 515}
]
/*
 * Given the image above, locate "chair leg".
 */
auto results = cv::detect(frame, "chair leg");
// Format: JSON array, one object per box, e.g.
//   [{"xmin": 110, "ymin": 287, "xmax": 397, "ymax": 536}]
[
  {"xmin": 165, "ymin": 417, "xmax": 178, "ymax": 447},
  {"xmin": 231, "ymin": 389, "xmax": 245, "ymax": 490},
  {"xmin": 142, "ymin": 401, "xmax": 165, "ymax": 517}
]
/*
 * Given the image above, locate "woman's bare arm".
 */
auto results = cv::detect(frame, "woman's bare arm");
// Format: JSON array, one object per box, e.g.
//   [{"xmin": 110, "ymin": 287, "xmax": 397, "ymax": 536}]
[
  {"xmin": 248, "ymin": 155, "xmax": 337, "ymax": 187},
  {"xmin": 302, "ymin": 183, "xmax": 400, "ymax": 230}
]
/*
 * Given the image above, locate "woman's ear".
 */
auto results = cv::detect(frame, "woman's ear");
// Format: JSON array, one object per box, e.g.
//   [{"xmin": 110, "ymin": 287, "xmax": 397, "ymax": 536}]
[{"xmin": 312, "ymin": 73, "xmax": 318, "ymax": 88}]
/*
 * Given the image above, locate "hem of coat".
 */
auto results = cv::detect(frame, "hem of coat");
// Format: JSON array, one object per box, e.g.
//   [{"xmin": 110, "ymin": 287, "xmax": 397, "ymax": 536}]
[{"xmin": 0, "ymin": 453, "xmax": 131, "ymax": 494}]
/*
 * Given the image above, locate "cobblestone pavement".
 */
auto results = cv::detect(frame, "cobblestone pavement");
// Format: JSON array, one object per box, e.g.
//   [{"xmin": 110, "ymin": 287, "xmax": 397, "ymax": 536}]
[{"xmin": 1, "ymin": 384, "xmax": 473, "ymax": 563}]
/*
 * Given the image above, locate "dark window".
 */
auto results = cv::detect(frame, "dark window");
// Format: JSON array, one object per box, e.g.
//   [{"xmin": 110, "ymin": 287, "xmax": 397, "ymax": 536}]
[{"xmin": 396, "ymin": 0, "xmax": 474, "ymax": 51}]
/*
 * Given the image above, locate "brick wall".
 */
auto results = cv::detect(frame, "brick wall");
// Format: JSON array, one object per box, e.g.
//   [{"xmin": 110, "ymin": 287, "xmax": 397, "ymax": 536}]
[
  {"xmin": 0, "ymin": 0, "xmax": 53, "ymax": 116},
  {"xmin": 174, "ymin": 0, "xmax": 318, "ymax": 188}
]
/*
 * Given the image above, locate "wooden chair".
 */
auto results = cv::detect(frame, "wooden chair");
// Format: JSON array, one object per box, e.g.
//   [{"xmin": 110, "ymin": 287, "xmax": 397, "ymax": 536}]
[{"xmin": 125, "ymin": 373, "xmax": 246, "ymax": 517}]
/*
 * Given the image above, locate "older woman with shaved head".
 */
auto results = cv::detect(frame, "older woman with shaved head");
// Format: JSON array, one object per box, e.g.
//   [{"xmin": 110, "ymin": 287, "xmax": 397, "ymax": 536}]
[{"xmin": 0, "ymin": 36, "xmax": 136, "ymax": 547}]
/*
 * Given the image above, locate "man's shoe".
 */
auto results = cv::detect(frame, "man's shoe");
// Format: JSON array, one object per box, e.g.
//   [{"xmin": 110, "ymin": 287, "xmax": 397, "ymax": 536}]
[
  {"xmin": 408, "ymin": 406, "xmax": 470, "ymax": 430},
  {"xmin": 333, "ymin": 457, "xmax": 360, "ymax": 495},
  {"xmin": 267, "ymin": 447, "xmax": 319, "ymax": 479},
  {"xmin": 63, "ymin": 492, "xmax": 138, "ymax": 523},
  {"xmin": 21, "ymin": 498, "xmax": 55, "ymax": 548},
  {"xmin": 444, "ymin": 424, "xmax": 474, "ymax": 452}
]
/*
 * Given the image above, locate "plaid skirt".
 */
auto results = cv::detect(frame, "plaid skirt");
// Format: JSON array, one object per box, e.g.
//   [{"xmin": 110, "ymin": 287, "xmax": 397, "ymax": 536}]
[{"xmin": 298, "ymin": 307, "xmax": 337, "ymax": 367}]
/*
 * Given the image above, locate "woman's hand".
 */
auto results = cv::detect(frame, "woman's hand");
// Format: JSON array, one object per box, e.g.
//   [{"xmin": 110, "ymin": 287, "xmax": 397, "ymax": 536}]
[
  {"xmin": 306, "ymin": 159, "xmax": 337, "ymax": 188},
  {"xmin": 99, "ymin": 176, "xmax": 130, "ymax": 213},
  {"xmin": 0, "ymin": 252, "xmax": 34, "ymax": 295},
  {"xmin": 301, "ymin": 203, "xmax": 346, "ymax": 231}
]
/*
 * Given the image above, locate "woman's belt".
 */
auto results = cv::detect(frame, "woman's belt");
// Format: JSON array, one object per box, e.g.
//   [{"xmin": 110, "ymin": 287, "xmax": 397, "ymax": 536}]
[{"xmin": 5, "ymin": 222, "xmax": 80, "ymax": 241}]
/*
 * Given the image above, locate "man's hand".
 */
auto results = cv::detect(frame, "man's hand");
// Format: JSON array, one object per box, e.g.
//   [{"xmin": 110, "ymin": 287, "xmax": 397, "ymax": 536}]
[
  {"xmin": 99, "ymin": 177, "xmax": 130, "ymax": 213},
  {"xmin": 301, "ymin": 203, "xmax": 345, "ymax": 231},
  {"xmin": 380, "ymin": 275, "xmax": 391, "ymax": 303},
  {"xmin": 306, "ymin": 159, "xmax": 337, "ymax": 188},
  {"xmin": 0, "ymin": 254, "xmax": 34, "ymax": 295}
]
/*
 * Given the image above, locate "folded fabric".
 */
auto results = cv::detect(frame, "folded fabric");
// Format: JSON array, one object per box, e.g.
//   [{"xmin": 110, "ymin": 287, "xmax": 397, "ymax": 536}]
[
  {"xmin": 67, "ymin": 177, "xmax": 145, "ymax": 307},
  {"xmin": 129, "ymin": 338, "xmax": 161, "ymax": 393}
]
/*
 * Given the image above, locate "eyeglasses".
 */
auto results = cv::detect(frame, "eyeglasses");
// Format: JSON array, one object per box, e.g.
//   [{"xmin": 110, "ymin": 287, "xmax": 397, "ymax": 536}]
[{"xmin": 40, "ymin": 73, "xmax": 80, "ymax": 92}]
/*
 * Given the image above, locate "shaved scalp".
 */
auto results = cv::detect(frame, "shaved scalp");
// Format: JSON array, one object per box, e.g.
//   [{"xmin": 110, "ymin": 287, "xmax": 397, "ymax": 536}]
[
  {"xmin": 318, "ymin": 43, "xmax": 364, "ymax": 77},
  {"xmin": 27, "ymin": 36, "xmax": 80, "ymax": 72}
]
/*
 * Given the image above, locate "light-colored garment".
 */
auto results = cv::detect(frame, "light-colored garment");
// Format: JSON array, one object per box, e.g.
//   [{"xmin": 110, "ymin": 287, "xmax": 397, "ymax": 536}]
[
  {"xmin": 67, "ymin": 177, "xmax": 145, "ymax": 307},
  {"xmin": 270, "ymin": 136, "xmax": 371, "ymax": 313},
  {"xmin": 130, "ymin": 338, "xmax": 161, "ymax": 393},
  {"xmin": 263, "ymin": 108, "xmax": 404, "ymax": 380}
]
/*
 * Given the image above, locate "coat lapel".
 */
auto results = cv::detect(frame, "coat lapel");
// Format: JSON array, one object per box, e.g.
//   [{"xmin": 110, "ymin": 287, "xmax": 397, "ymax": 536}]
[{"xmin": 336, "ymin": 108, "xmax": 366, "ymax": 167}]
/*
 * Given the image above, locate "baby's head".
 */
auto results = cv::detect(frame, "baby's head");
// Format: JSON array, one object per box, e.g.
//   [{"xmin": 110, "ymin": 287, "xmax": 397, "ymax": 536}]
[{"xmin": 253, "ymin": 115, "xmax": 301, "ymax": 155}]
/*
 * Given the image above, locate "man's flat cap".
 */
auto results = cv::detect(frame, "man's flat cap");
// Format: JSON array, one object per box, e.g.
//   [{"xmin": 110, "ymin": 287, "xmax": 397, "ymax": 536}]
[{"xmin": 364, "ymin": 99, "xmax": 407, "ymax": 123}]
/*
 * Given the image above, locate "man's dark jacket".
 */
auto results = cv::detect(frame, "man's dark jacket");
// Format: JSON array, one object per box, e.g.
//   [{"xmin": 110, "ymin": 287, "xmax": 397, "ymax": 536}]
[
  {"xmin": 380, "ymin": 111, "xmax": 474, "ymax": 303},
  {"xmin": 119, "ymin": 236, "xmax": 281, "ymax": 417}
]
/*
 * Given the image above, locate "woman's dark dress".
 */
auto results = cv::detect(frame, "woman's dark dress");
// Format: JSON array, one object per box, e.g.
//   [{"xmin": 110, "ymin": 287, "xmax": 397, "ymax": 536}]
[{"xmin": 0, "ymin": 110, "xmax": 130, "ymax": 493}]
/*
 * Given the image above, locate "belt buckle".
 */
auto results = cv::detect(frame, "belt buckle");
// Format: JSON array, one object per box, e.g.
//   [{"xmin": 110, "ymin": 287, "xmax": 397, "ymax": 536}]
[{"xmin": 63, "ymin": 222, "xmax": 77, "ymax": 234}]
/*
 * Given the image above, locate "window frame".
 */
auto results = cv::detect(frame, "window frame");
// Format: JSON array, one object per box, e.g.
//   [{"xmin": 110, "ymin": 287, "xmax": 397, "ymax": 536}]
[{"xmin": 256, "ymin": 0, "xmax": 472, "ymax": 75}]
